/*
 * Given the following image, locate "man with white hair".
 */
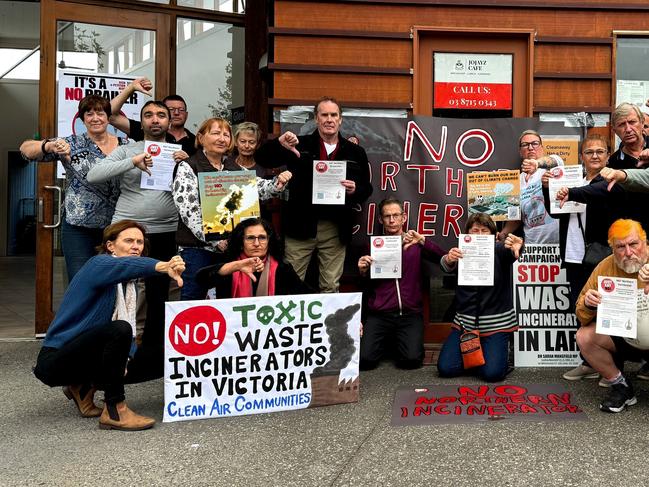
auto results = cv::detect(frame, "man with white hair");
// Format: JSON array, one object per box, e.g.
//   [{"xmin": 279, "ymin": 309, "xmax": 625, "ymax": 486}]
[{"xmin": 575, "ymin": 219, "xmax": 649, "ymax": 412}]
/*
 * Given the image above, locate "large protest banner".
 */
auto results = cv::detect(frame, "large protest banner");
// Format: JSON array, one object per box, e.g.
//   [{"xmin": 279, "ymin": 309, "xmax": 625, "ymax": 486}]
[
  {"xmin": 164, "ymin": 293, "xmax": 362, "ymax": 423},
  {"xmin": 281, "ymin": 115, "xmax": 580, "ymax": 252},
  {"xmin": 514, "ymin": 244, "xmax": 580, "ymax": 367}
]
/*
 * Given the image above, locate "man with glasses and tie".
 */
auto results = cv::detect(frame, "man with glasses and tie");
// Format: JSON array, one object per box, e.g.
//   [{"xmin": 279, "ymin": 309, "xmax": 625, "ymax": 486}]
[
  {"xmin": 109, "ymin": 77, "xmax": 197, "ymax": 158},
  {"xmin": 500, "ymin": 130, "xmax": 564, "ymax": 244}
]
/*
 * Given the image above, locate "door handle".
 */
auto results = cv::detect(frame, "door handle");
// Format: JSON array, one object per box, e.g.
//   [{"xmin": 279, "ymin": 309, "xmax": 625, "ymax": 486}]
[{"xmin": 42, "ymin": 185, "xmax": 62, "ymax": 229}]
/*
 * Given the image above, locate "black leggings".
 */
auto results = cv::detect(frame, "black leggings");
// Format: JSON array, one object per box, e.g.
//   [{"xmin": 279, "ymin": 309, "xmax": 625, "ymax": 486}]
[{"xmin": 34, "ymin": 320, "xmax": 132, "ymax": 404}]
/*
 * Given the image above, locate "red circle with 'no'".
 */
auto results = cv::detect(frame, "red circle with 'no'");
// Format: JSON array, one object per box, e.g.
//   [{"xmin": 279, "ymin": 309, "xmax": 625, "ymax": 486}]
[
  {"xmin": 147, "ymin": 144, "xmax": 161, "ymax": 156},
  {"xmin": 169, "ymin": 306, "xmax": 227, "ymax": 356},
  {"xmin": 315, "ymin": 161, "xmax": 328, "ymax": 173},
  {"xmin": 373, "ymin": 238, "xmax": 384, "ymax": 248},
  {"xmin": 601, "ymin": 279, "xmax": 615, "ymax": 293}
]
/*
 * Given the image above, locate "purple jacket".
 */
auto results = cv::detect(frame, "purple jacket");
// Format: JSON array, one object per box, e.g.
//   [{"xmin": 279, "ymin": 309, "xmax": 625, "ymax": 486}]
[{"xmin": 365, "ymin": 238, "xmax": 445, "ymax": 314}]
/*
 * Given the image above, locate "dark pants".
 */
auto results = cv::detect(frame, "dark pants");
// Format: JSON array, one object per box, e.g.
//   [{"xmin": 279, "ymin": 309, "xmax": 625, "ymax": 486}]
[
  {"xmin": 125, "ymin": 231, "xmax": 176, "ymax": 383},
  {"xmin": 61, "ymin": 220, "xmax": 104, "ymax": 282},
  {"xmin": 179, "ymin": 247, "xmax": 222, "ymax": 300},
  {"xmin": 360, "ymin": 311, "xmax": 424, "ymax": 370},
  {"xmin": 34, "ymin": 320, "xmax": 132, "ymax": 404},
  {"xmin": 437, "ymin": 328, "xmax": 510, "ymax": 382}
]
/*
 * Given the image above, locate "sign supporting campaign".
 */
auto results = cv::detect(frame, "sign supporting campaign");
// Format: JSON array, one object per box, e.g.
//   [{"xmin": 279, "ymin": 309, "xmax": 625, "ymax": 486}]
[{"xmin": 164, "ymin": 293, "xmax": 362, "ymax": 422}]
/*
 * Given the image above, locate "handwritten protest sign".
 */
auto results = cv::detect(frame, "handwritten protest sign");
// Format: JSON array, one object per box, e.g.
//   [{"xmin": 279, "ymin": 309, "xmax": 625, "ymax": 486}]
[
  {"xmin": 392, "ymin": 383, "xmax": 587, "ymax": 425},
  {"xmin": 164, "ymin": 293, "xmax": 362, "ymax": 422}
]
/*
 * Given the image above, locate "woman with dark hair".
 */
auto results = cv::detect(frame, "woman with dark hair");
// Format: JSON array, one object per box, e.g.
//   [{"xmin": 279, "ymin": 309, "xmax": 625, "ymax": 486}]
[
  {"xmin": 33, "ymin": 220, "xmax": 185, "ymax": 431},
  {"xmin": 173, "ymin": 118, "xmax": 292, "ymax": 300},
  {"xmin": 437, "ymin": 213, "xmax": 524, "ymax": 382},
  {"xmin": 20, "ymin": 95, "xmax": 123, "ymax": 280},
  {"xmin": 196, "ymin": 217, "xmax": 311, "ymax": 298}
]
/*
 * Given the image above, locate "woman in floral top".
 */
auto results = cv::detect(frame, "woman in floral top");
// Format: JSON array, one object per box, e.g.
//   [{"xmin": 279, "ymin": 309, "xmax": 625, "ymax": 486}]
[{"xmin": 20, "ymin": 95, "xmax": 123, "ymax": 280}]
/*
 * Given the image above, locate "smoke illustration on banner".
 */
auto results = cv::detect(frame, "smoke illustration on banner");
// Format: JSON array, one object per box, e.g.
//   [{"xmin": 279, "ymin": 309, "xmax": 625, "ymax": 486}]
[{"xmin": 164, "ymin": 293, "xmax": 362, "ymax": 422}]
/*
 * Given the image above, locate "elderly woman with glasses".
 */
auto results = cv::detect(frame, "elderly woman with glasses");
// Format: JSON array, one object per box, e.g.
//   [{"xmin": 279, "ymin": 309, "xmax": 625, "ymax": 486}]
[{"xmin": 196, "ymin": 218, "xmax": 311, "ymax": 298}]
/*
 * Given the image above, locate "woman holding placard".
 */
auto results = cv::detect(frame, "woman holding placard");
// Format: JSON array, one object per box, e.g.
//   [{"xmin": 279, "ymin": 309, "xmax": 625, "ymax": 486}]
[
  {"xmin": 33, "ymin": 220, "xmax": 185, "ymax": 431},
  {"xmin": 437, "ymin": 213, "xmax": 524, "ymax": 382},
  {"xmin": 172, "ymin": 118, "xmax": 292, "ymax": 300},
  {"xmin": 19, "ymin": 95, "xmax": 124, "ymax": 281}
]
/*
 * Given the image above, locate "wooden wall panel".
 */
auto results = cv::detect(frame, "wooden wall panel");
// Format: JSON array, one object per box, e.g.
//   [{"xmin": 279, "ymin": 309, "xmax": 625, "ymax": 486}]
[
  {"xmin": 273, "ymin": 72, "xmax": 411, "ymax": 104},
  {"xmin": 274, "ymin": 37, "xmax": 411, "ymax": 68},
  {"xmin": 275, "ymin": 1, "xmax": 649, "ymax": 38},
  {"xmin": 535, "ymin": 45, "xmax": 612, "ymax": 73},
  {"xmin": 534, "ymin": 79, "xmax": 611, "ymax": 107}
]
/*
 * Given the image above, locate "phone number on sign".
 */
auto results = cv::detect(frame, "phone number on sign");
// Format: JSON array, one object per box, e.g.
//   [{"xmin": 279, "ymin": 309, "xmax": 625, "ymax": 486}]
[{"xmin": 447, "ymin": 99, "xmax": 498, "ymax": 108}]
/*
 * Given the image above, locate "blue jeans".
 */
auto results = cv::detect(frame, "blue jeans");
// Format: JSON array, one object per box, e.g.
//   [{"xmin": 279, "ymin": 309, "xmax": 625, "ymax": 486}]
[
  {"xmin": 437, "ymin": 328, "xmax": 511, "ymax": 382},
  {"xmin": 179, "ymin": 247, "xmax": 223, "ymax": 300},
  {"xmin": 61, "ymin": 220, "xmax": 104, "ymax": 282}
]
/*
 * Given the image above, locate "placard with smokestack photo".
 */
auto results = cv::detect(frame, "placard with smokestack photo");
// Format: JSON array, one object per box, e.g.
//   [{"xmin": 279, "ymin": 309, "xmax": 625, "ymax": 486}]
[{"xmin": 198, "ymin": 170, "xmax": 260, "ymax": 240}]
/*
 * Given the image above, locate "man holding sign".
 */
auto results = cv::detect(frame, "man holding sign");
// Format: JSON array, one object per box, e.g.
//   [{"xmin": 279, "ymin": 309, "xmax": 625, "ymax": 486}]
[
  {"xmin": 575, "ymin": 219, "xmax": 649, "ymax": 412},
  {"xmin": 255, "ymin": 96, "xmax": 372, "ymax": 293},
  {"xmin": 357, "ymin": 199, "xmax": 445, "ymax": 370}
]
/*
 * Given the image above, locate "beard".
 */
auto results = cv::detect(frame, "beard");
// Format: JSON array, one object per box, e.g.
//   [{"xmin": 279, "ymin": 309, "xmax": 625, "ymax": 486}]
[{"xmin": 615, "ymin": 253, "xmax": 648, "ymax": 274}]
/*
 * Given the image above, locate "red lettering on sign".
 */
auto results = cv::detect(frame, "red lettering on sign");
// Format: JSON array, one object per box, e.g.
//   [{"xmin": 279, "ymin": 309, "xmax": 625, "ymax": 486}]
[
  {"xmin": 403, "ymin": 121, "xmax": 447, "ymax": 163},
  {"xmin": 381, "ymin": 161, "xmax": 400, "ymax": 191}
]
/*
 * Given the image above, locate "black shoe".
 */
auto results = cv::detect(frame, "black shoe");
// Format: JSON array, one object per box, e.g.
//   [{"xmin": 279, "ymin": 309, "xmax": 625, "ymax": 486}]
[
  {"xmin": 599, "ymin": 381, "xmax": 637, "ymax": 413},
  {"xmin": 637, "ymin": 362, "xmax": 649, "ymax": 380}
]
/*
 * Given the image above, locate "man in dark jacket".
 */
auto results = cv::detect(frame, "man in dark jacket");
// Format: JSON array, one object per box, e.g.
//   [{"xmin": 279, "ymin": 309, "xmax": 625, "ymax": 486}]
[{"xmin": 255, "ymin": 96, "xmax": 372, "ymax": 292}]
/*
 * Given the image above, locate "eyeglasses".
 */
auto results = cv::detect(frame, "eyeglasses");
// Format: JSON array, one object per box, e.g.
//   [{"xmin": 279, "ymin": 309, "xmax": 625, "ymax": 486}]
[
  {"xmin": 244, "ymin": 235, "xmax": 268, "ymax": 243},
  {"xmin": 381, "ymin": 213, "xmax": 404, "ymax": 220},
  {"xmin": 583, "ymin": 149, "xmax": 608, "ymax": 157},
  {"xmin": 519, "ymin": 141, "xmax": 541, "ymax": 149},
  {"xmin": 168, "ymin": 107, "xmax": 186, "ymax": 114}
]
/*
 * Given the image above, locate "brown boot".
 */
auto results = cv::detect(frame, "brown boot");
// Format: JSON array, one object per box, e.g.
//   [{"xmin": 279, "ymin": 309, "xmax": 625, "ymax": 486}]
[
  {"xmin": 63, "ymin": 385, "xmax": 102, "ymax": 418},
  {"xmin": 99, "ymin": 402, "xmax": 155, "ymax": 431}
]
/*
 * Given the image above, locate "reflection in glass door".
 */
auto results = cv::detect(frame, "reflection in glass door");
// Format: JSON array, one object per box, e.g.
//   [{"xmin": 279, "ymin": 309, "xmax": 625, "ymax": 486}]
[{"xmin": 50, "ymin": 22, "xmax": 156, "ymax": 311}]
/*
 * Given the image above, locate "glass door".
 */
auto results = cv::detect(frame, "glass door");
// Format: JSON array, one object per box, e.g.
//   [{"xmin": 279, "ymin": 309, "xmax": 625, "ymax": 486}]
[{"xmin": 35, "ymin": 0, "xmax": 170, "ymax": 335}]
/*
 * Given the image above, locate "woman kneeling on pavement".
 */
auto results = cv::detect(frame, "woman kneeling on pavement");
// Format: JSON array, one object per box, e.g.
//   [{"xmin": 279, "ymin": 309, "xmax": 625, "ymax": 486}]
[
  {"xmin": 33, "ymin": 220, "xmax": 185, "ymax": 431},
  {"xmin": 437, "ymin": 213, "xmax": 524, "ymax": 382}
]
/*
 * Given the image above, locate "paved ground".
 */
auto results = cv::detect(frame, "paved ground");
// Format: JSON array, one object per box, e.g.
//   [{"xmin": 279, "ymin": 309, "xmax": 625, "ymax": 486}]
[{"xmin": 2, "ymin": 340, "xmax": 649, "ymax": 487}]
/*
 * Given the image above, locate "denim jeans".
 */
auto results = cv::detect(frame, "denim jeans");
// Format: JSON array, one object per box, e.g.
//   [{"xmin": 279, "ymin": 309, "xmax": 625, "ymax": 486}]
[
  {"xmin": 179, "ymin": 247, "xmax": 223, "ymax": 300},
  {"xmin": 437, "ymin": 328, "xmax": 511, "ymax": 382},
  {"xmin": 61, "ymin": 219, "xmax": 104, "ymax": 282}
]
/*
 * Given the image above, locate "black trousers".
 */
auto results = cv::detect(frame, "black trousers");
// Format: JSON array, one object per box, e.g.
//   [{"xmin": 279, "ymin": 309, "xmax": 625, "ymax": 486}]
[
  {"xmin": 125, "ymin": 231, "xmax": 176, "ymax": 383},
  {"xmin": 360, "ymin": 310, "xmax": 424, "ymax": 370},
  {"xmin": 34, "ymin": 320, "xmax": 132, "ymax": 404}
]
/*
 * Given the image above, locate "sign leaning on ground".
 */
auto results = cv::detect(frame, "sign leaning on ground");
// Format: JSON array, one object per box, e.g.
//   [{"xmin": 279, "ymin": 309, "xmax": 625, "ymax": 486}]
[
  {"xmin": 163, "ymin": 293, "xmax": 362, "ymax": 423},
  {"xmin": 514, "ymin": 244, "xmax": 580, "ymax": 367}
]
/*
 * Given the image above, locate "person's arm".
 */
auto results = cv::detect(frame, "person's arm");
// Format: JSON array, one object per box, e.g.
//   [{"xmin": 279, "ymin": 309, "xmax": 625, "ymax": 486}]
[
  {"xmin": 172, "ymin": 161, "xmax": 208, "ymax": 243},
  {"xmin": 618, "ymin": 168, "xmax": 649, "ymax": 193},
  {"xmin": 440, "ymin": 247, "xmax": 462, "ymax": 273},
  {"xmin": 498, "ymin": 220, "xmax": 521, "ymax": 242},
  {"xmin": 110, "ymin": 77, "xmax": 152, "ymax": 135},
  {"xmin": 256, "ymin": 170, "xmax": 292, "ymax": 200},
  {"xmin": 20, "ymin": 138, "xmax": 69, "ymax": 162},
  {"xmin": 87, "ymin": 144, "xmax": 150, "ymax": 183},
  {"xmin": 255, "ymin": 135, "xmax": 301, "ymax": 169},
  {"xmin": 575, "ymin": 265, "xmax": 601, "ymax": 326},
  {"xmin": 358, "ymin": 254, "xmax": 373, "ymax": 277}
]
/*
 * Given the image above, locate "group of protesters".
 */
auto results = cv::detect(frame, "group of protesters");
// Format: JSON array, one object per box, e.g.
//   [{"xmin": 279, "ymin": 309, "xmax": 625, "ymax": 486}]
[{"xmin": 21, "ymin": 73, "xmax": 649, "ymax": 430}]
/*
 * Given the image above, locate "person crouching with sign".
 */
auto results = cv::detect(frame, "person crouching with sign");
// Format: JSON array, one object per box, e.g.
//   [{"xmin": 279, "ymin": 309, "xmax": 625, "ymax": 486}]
[
  {"xmin": 437, "ymin": 213, "xmax": 524, "ymax": 382},
  {"xmin": 357, "ymin": 198, "xmax": 446, "ymax": 370},
  {"xmin": 33, "ymin": 220, "xmax": 185, "ymax": 431},
  {"xmin": 575, "ymin": 219, "xmax": 649, "ymax": 413},
  {"xmin": 196, "ymin": 218, "xmax": 312, "ymax": 297}
]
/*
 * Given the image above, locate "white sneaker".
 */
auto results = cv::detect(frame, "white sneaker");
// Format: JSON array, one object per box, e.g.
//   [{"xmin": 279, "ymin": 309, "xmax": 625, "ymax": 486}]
[{"xmin": 562, "ymin": 364, "xmax": 599, "ymax": 381}]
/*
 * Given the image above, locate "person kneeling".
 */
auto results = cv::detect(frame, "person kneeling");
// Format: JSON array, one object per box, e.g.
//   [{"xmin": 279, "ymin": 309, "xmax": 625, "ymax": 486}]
[
  {"xmin": 33, "ymin": 220, "xmax": 185, "ymax": 431},
  {"xmin": 437, "ymin": 213, "xmax": 523, "ymax": 382},
  {"xmin": 575, "ymin": 219, "xmax": 649, "ymax": 413}
]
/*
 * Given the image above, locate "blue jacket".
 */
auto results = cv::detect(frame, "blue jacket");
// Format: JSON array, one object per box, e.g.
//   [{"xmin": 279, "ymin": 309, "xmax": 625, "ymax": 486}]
[{"xmin": 43, "ymin": 254, "xmax": 159, "ymax": 349}]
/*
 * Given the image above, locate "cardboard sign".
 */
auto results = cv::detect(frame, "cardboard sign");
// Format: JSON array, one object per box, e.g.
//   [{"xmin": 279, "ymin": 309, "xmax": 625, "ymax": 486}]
[{"xmin": 164, "ymin": 293, "xmax": 362, "ymax": 422}]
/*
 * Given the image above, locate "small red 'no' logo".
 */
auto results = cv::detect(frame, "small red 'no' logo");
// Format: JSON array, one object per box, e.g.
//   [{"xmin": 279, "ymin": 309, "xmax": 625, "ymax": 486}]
[
  {"xmin": 147, "ymin": 144, "xmax": 161, "ymax": 156},
  {"xmin": 315, "ymin": 162, "xmax": 328, "ymax": 173},
  {"xmin": 601, "ymin": 279, "xmax": 615, "ymax": 293},
  {"xmin": 169, "ymin": 306, "xmax": 227, "ymax": 356}
]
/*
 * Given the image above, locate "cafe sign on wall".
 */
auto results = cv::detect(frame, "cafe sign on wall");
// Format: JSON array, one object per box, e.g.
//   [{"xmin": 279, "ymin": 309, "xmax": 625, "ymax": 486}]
[{"xmin": 433, "ymin": 53, "xmax": 513, "ymax": 110}]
